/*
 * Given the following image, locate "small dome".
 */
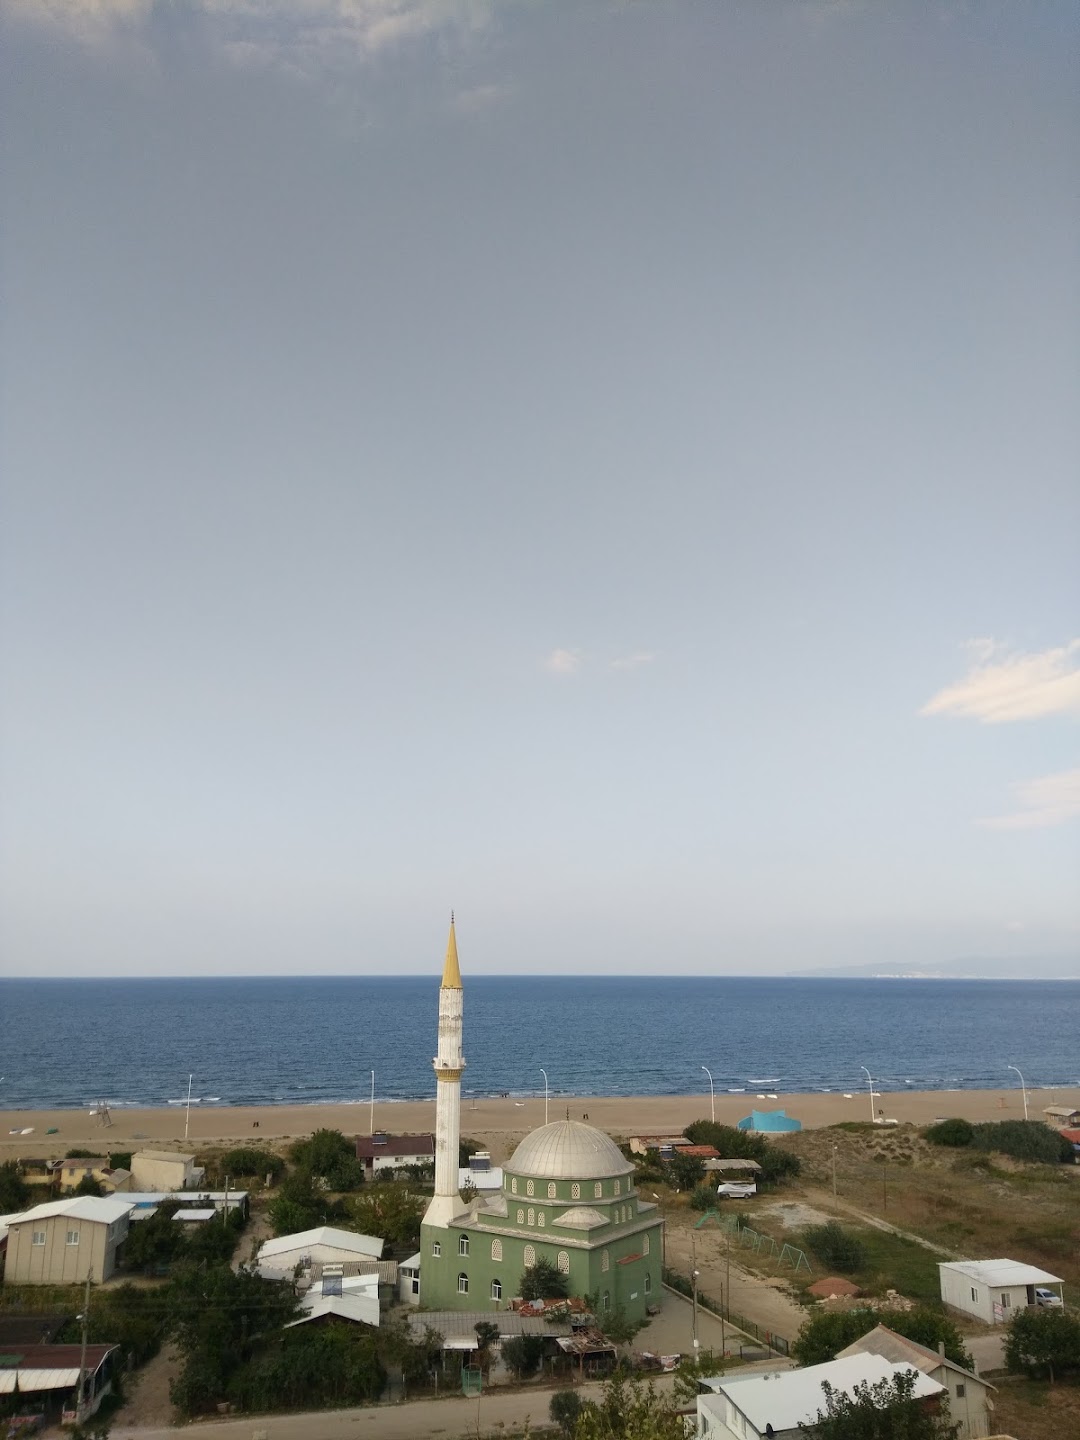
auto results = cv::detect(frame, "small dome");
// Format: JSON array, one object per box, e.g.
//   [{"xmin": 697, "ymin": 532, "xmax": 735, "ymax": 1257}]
[{"xmin": 507, "ymin": 1121, "xmax": 633, "ymax": 1181}]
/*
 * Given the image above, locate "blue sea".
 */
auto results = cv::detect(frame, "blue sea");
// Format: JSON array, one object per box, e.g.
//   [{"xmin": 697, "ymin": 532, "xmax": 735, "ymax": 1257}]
[{"xmin": 1, "ymin": 976, "xmax": 1078, "ymax": 1112}]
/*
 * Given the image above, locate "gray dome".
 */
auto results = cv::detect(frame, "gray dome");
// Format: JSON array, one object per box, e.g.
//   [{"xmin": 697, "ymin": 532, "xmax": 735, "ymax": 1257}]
[{"xmin": 507, "ymin": 1121, "xmax": 634, "ymax": 1181}]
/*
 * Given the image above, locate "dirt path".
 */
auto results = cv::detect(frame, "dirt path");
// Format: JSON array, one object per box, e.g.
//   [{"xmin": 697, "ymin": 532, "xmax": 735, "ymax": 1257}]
[
  {"xmin": 111, "ymin": 1341, "xmax": 182, "ymax": 1430},
  {"xmin": 664, "ymin": 1220, "xmax": 806, "ymax": 1344}
]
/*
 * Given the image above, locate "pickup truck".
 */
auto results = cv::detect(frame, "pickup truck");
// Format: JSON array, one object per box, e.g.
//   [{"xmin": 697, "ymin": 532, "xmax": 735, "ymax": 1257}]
[{"xmin": 715, "ymin": 1181, "xmax": 757, "ymax": 1198}]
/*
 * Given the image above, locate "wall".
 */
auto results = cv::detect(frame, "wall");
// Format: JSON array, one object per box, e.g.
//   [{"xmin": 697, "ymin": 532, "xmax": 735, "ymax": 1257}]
[{"xmin": 6, "ymin": 1213, "xmax": 128, "ymax": 1285}]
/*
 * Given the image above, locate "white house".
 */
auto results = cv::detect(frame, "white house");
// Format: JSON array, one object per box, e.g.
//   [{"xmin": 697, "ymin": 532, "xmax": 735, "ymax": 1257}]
[
  {"xmin": 836, "ymin": 1324, "xmax": 995, "ymax": 1440},
  {"xmin": 938, "ymin": 1259, "xmax": 1064, "ymax": 1325},
  {"xmin": 285, "ymin": 1271, "xmax": 381, "ymax": 1330},
  {"xmin": 255, "ymin": 1226, "xmax": 383, "ymax": 1279},
  {"xmin": 696, "ymin": 1355, "xmax": 945, "ymax": 1440},
  {"xmin": 130, "ymin": 1150, "xmax": 205, "ymax": 1192}
]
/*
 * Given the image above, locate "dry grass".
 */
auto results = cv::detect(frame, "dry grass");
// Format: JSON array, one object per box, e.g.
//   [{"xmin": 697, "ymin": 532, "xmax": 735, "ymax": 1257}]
[{"xmin": 989, "ymin": 1377, "xmax": 1080, "ymax": 1440}]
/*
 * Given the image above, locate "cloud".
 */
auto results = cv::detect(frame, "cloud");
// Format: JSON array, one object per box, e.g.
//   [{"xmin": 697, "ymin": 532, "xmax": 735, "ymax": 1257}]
[
  {"xmin": 609, "ymin": 651, "xmax": 656, "ymax": 672},
  {"xmin": 452, "ymin": 82, "xmax": 513, "ymax": 114},
  {"xmin": 920, "ymin": 639, "xmax": 1080, "ymax": 724},
  {"xmin": 542, "ymin": 648, "xmax": 583, "ymax": 676},
  {"xmin": 980, "ymin": 768, "xmax": 1080, "ymax": 831}
]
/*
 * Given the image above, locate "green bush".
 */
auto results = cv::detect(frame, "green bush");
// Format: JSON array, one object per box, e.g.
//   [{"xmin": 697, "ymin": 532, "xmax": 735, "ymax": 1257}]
[
  {"xmin": 288, "ymin": 1130, "xmax": 365, "ymax": 1191},
  {"xmin": 550, "ymin": 1389, "xmax": 584, "ymax": 1436},
  {"xmin": 1005, "ymin": 1306, "xmax": 1080, "ymax": 1380},
  {"xmin": 221, "ymin": 1148, "xmax": 285, "ymax": 1180},
  {"xmin": 520, "ymin": 1256, "xmax": 569, "ymax": 1301},
  {"xmin": 665, "ymin": 1152, "xmax": 706, "ymax": 1189},
  {"xmin": 803, "ymin": 1220, "xmax": 866, "ymax": 1273},
  {"xmin": 682, "ymin": 1120, "xmax": 801, "ymax": 1184},
  {"xmin": 971, "ymin": 1120, "xmax": 1073, "ymax": 1165},
  {"xmin": 501, "ymin": 1333, "xmax": 546, "ymax": 1379},
  {"xmin": 689, "ymin": 1185, "xmax": 716, "ymax": 1211},
  {"xmin": 924, "ymin": 1118, "xmax": 974, "ymax": 1148},
  {"xmin": 0, "ymin": 1161, "xmax": 31, "ymax": 1212},
  {"xmin": 792, "ymin": 1307, "xmax": 971, "ymax": 1369}
]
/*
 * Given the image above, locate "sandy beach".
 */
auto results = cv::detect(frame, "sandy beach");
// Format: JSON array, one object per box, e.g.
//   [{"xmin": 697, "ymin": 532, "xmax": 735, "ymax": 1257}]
[{"xmin": 3, "ymin": 1086, "xmax": 1077, "ymax": 1163}]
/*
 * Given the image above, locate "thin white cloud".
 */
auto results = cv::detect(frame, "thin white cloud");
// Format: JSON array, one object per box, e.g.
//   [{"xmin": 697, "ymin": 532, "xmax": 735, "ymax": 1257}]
[
  {"xmin": 980, "ymin": 768, "xmax": 1080, "ymax": 831},
  {"xmin": 543, "ymin": 648, "xmax": 583, "ymax": 677},
  {"xmin": 452, "ymin": 82, "xmax": 513, "ymax": 114},
  {"xmin": 609, "ymin": 651, "xmax": 656, "ymax": 672},
  {"xmin": 920, "ymin": 639, "xmax": 1080, "ymax": 724}
]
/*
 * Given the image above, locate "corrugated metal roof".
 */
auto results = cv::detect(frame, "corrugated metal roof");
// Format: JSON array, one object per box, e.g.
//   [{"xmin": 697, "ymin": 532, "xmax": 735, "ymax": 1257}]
[
  {"xmin": 706, "ymin": 1355, "xmax": 943, "ymax": 1432},
  {"xmin": 287, "ymin": 1293, "xmax": 380, "ymax": 1329},
  {"xmin": 258, "ymin": 1226, "xmax": 383, "ymax": 1260},
  {"xmin": 940, "ymin": 1259, "xmax": 1063, "ymax": 1287},
  {"xmin": 408, "ymin": 1312, "xmax": 571, "ymax": 1342},
  {"xmin": 10, "ymin": 1197, "xmax": 133, "ymax": 1226},
  {"xmin": 0, "ymin": 1368, "xmax": 80, "ymax": 1393}
]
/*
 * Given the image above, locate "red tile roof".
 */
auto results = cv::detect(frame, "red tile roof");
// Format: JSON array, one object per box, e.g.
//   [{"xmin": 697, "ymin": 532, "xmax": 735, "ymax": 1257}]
[{"xmin": 354, "ymin": 1134, "xmax": 434, "ymax": 1161}]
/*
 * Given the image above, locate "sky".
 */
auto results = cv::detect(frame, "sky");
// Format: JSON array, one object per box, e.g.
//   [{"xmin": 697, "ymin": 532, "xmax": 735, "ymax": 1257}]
[{"xmin": 1, "ymin": 0, "xmax": 1078, "ymax": 979}]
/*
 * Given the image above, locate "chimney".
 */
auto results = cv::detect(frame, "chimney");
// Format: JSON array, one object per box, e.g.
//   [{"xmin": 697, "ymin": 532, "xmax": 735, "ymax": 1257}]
[{"xmin": 938, "ymin": 1341, "xmax": 946, "ymax": 1358}]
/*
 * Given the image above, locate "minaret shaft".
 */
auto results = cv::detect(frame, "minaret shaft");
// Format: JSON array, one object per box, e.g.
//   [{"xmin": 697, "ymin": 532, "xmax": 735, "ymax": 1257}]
[{"xmin": 424, "ymin": 919, "xmax": 465, "ymax": 1228}]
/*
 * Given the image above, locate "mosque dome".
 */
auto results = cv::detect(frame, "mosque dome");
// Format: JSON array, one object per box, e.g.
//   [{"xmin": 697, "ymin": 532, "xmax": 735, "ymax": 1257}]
[{"xmin": 507, "ymin": 1120, "xmax": 634, "ymax": 1181}]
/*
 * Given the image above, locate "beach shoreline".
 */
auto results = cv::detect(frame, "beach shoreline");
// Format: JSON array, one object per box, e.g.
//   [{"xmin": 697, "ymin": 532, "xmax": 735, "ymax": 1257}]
[{"xmin": 4, "ymin": 1086, "xmax": 1077, "ymax": 1163}]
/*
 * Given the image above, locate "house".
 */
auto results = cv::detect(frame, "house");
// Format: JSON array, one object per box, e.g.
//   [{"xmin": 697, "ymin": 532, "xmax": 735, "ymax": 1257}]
[
  {"xmin": 673, "ymin": 1144, "xmax": 720, "ymax": 1160},
  {"xmin": 4, "ymin": 1197, "xmax": 133, "ymax": 1285},
  {"xmin": 459, "ymin": 1152, "xmax": 503, "ymax": 1192},
  {"xmin": 0, "ymin": 1343, "xmax": 120, "ymax": 1426},
  {"xmin": 696, "ymin": 1354, "xmax": 945, "ymax": 1439},
  {"xmin": 354, "ymin": 1133, "xmax": 435, "ymax": 1178},
  {"xmin": 13, "ymin": 1159, "xmax": 61, "ymax": 1193},
  {"xmin": 938, "ymin": 1260, "xmax": 1064, "ymax": 1324},
  {"xmin": 286, "ymin": 1271, "xmax": 381, "ymax": 1330},
  {"xmin": 1043, "ymin": 1105, "xmax": 1080, "ymax": 1128},
  {"xmin": 58, "ymin": 1158, "xmax": 133, "ymax": 1194},
  {"xmin": 704, "ymin": 1158, "xmax": 762, "ymax": 1175},
  {"xmin": 736, "ymin": 1109, "xmax": 802, "ymax": 1134},
  {"xmin": 629, "ymin": 1135, "xmax": 689, "ymax": 1156},
  {"xmin": 255, "ymin": 1225, "xmax": 383, "ymax": 1280},
  {"xmin": 1059, "ymin": 1127, "xmax": 1080, "ymax": 1160},
  {"xmin": 406, "ymin": 1309, "xmax": 573, "ymax": 1377},
  {"xmin": 130, "ymin": 1149, "xmax": 205, "ymax": 1191},
  {"xmin": 837, "ymin": 1324, "xmax": 995, "ymax": 1439}
]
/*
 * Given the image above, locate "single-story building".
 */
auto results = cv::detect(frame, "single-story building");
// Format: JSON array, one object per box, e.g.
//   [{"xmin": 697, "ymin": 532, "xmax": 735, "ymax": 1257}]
[
  {"xmin": 705, "ymin": 1158, "xmax": 762, "ymax": 1175},
  {"xmin": 672, "ymin": 1144, "xmax": 720, "ymax": 1159},
  {"xmin": 628, "ymin": 1135, "xmax": 688, "ymax": 1156},
  {"xmin": 696, "ymin": 1354, "xmax": 945, "ymax": 1440},
  {"xmin": 255, "ymin": 1225, "xmax": 383, "ymax": 1280},
  {"xmin": 286, "ymin": 1272, "xmax": 381, "ymax": 1330},
  {"xmin": 0, "ymin": 1343, "xmax": 120, "ymax": 1426},
  {"xmin": 354, "ymin": 1133, "xmax": 435, "ymax": 1178},
  {"xmin": 399, "ymin": 1251, "xmax": 422, "ymax": 1304},
  {"xmin": 459, "ymin": 1152, "xmax": 503, "ymax": 1192},
  {"xmin": 58, "ymin": 1159, "xmax": 133, "ymax": 1194},
  {"xmin": 737, "ymin": 1109, "xmax": 802, "ymax": 1134},
  {"xmin": 1044, "ymin": 1105, "xmax": 1080, "ymax": 1128},
  {"xmin": 1059, "ymin": 1127, "xmax": 1080, "ymax": 1160},
  {"xmin": 125, "ymin": 1190, "xmax": 249, "ymax": 1219},
  {"xmin": 938, "ymin": 1259, "xmax": 1064, "ymax": 1325},
  {"xmin": 4, "ymin": 1197, "xmax": 133, "ymax": 1285},
  {"xmin": 837, "ymin": 1324, "xmax": 995, "ymax": 1440},
  {"xmin": 130, "ymin": 1149, "xmax": 206, "ymax": 1192},
  {"xmin": 406, "ymin": 1309, "xmax": 573, "ymax": 1378}
]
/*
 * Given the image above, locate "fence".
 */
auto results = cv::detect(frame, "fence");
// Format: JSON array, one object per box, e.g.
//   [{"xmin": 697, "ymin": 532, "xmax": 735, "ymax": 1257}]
[{"xmin": 661, "ymin": 1266, "xmax": 790, "ymax": 1356}]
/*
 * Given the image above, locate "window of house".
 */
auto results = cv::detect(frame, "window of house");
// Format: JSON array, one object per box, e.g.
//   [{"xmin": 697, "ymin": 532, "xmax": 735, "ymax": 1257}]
[
  {"xmin": 524, "ymin": 1245, "xmax": 536, "ymax": 1267},
  {"xmin": 558, "ymin": 1251, "xmax": 570, "ymax": 1274},
  {"xmin": 970, "ymin": 1288, "xmax": 978, "ymax": 1302},
  {"xmin": 411, "ymin": 1277, "xmax": 420, "ymax": 1295},
  {"xmin": 511, "ymin": 1178, "xmax": 518, "ymax": 1194},
  {"xmin": 594, "ymin": 1182, "xmax": 602, "ymax": 1199},
  {"xmin": 32, "ymin": 1230, "xmax": 46, "ymax": 1246},
  {"xmin": 432, "ymin": 1240, "xmax": 442, "ymax": 1257},
  {"xmin": 458, "ymin": 1234, "xmax": 469, "ymax": 1255},
  {"xmin": 602, "ymin": 1290, "xmax": 610, "ymax": 1311},
  {"xmin": 547, "ymin": 1182, "xmax": 557, "ymax": 1199},
  {"xmin": 457, "ymin": 1273, "xmax": 469, "ymax": 1294},
  {"xmin": 526, "ymin": 1180, "xmax": 534, "ymax": 1197},
  {"xmin": 491, "ymin": 1239, "xmax": 503, "ymax": 1261},
  {"xmin": 1001, "ymin": 1292, "xmax": 1011, "ymax": 1307},
  {"xmin": 491, "ymin": 1279, "xmax": 502, "ymax": 1301},
  {"xmin": 644, "ymin": 1273, "xmax": 652, "ymax": 1294},
  {"xmin": 516, "ymin": 1208, "xmax": 525, "ymax": 1224},
  {"xmin": 602, "ymin": 1250, "xmax": 609, "ymax": 1272},
  {"xmin": 955, "ymin": 1384, "xmax": 965, "ymax": 1398},
  {"xmin": 66, "ymin": 1230, "xmax": 80, "ymax": 1246},
  {"xmin": 571, "ymin": 1182, "xmax": 580, "ymax": 1200}
]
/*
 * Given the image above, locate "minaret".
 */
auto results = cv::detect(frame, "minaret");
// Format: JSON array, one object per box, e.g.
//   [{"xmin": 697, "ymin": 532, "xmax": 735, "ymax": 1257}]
[{"xmin": 424, "ymin": 914, "xmax": 465, "ymax": 1228}]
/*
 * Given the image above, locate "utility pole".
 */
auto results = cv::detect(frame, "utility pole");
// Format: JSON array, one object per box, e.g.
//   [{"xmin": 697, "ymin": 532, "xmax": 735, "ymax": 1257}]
[
  {"xmin": 691, "ymin": 1231, "xmax": 700, "ymax": 1355},
  {"xmin": 75, "ymin": 1271, "xmax": 91, "ymax": 1424},
  {"xmin": 370, "ymin": 1070, "xmax": 375, "ymax": 1137},
  {"xmin": 882, "ymin": 1164, "xmax": 888, "ymax": 1215},
  {"xmin": 184, "ymin": 1072, "xmax": 193, "ymax": 1142},
  {"xmin": 223, "ymin": 1176, "xmax": 230, "ymax": 1227},
  {"xmin": 832, "ymin": 1145, "xmax": 838, "ymax": 1199}
]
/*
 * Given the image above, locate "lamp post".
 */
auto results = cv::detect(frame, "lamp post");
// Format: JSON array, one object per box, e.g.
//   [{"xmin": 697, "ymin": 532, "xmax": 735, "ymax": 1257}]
[
  {"xmin": 702, "ymin": 1066, "xmax": 715, "ymax": 1124},
  {"xmin": 370, "ymin": 1070, "xmax": 375, "ymax": 1136},
  {"xmin": 1008, "ymin": 1065, "xmax": 1029, "ymax": 1121},
  {"xmin": 184, "ymin": 1072, "xmax": 193, "ymax": 1142},
  {"xmin": 539, "ymin": 1068, "xmax": 549, "ymax": 1127},
  {"xmin": 860, "ymin": 1066, "xmax": 876, "ymax": 1124},
  {"xmin": 832, "ymin": 1144, "xmax": 838, "ymax": 1199}
]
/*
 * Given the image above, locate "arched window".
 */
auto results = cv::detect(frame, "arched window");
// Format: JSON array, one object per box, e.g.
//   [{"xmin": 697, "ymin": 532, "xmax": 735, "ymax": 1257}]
[
  {"xmin": 524, "ymin": 1244, "xmax": 536, "ymax": 1268},
  {"xmin": 458, "ymin": 1234, "xmax": 469, "ymax": 1256},
  {"xmin": 457, "ymin": 1272, "xmax": 469, "ymax": 1294},
  {"xmin": 528, "ymin": 1208, "xmax": 535, "ymax": 1227},
  {"xmin": 571, "ymin": 1182, "xmax": 580, "ymax": 1200},
  {"xmin": 432, "ymin": 1240, "xmax": 441, "ymax": 1257},
  {"xmin": 614, "ymin": 1180, "xmax": 621, "ymax": 1195},
  {"xmin": 628, "ymin": 1200, "xmax": 634, "ymax": 1215},
  {"xmin": 557, "ymin": 1251, "xmax": 570, "ymax": 1274},
  {"xmin": 644, "ymin": 1272, "xmax": 652, "ymax": 1294},
  {"xmin": 602, "ymin": 1250, "xmax": 609, "ymax": 1272},
  {"xmin": 643, "ymin": 1234, "xmax": 650, "ymax": 1255},
  {"xmin": 491, "ymin": 1239, "xmax": 503, "ymax": 1262},
  {"xmin": 547, "ymin": 1182, "xmax": 557, "ymax": 1199},
  {"xmin": 516, "ymin": 1208, "xmax": 524, "ymax": 1224},
  {"xmin": 491, "ymin": 1278, "xmax": 502, "ymax": 1301},
  {"xmin": 538, "ymin": 1211, "xmax": 545, "ymax": 1227},
  {"xmin": 511, "ymin": 1178, "xmax": 518, "ymax": 1195},
  {"xmin": 594, "ymin": 1182, "xmax": 602, "ymax": 1199},
  {"xmin": 526, "ymin": 1180, "xmax": 535, "ymax": 1197}
]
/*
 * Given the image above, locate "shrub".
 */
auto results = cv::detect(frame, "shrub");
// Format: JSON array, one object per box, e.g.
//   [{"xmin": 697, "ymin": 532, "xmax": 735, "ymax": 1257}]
[
  {"xmin": 666, "ymin": 1153, "xmax": 706, "ymax": 1189},
  {"xmin": 682, "ymin": 1120, "xmax": 800, "ymax": 1184},
  {"xmin": 971, "ymin": 1120, "xmax": 1073, "ymax": 1165},
  {"xmin": 65, "ymin": 1148, "xmax": 99, "ymax": 1159},
  {"xmin": 287, "ymin": 1130, "xmax": 365, "ymax": 1191},
  {"xmin": 925, "ymin": 1118, "xmax": 974, "ymax": 1148},
  {"xmin": 520, "ymin": 1256, "xmax": 569, "ymax": 1301},
  {"xmin": 689, "ymin": 1184, "xmax": 716, "ymax": 1211},
  {"xmin": 803, "ymin": 1220, "xmax": 866, "ymax": 1273},
  {"xmin": 550, "ymin": 1389, "xmax": 583, "ymax": 1436},
  {"xmin": 0, "ymin": 1161, "xmax": 31, "ymax": 1212},
  {"xmin": 792, "ymin": 1306, "xmax": 972, "ymax": 1369},
  {"xmin": 500, "ymin": 1333, "xmax": 546, "ymax": 1379},
  {"xmin": 221, "ymin": 1148, "xmax": 285, "ymax": 1180},
  {"xmin": 1005, "ymin": 1306, "xmax": 1080, "ymax": 1381}
]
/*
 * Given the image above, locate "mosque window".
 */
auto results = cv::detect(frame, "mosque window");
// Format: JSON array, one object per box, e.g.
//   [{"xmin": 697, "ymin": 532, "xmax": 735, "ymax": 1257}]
[
  {"xmin": 491, "ymin": 1279, "xmax": 502, "ymax": 1301},
  {"xmin": 571, "ymin": 1183, "xmax": 580, "ymax": 1200},
  {"xmin": 524, "ymin": 1245, "xmax": 536, "ymax": 1268},
  {"xmin": 527, "ymin": 1208, "xmax": 535, "ymax": 1226},
  {"xmin": 538, "ymin": 1211, "xmax": 545, "ymax": 1227},
  {"xmin": 511, "ymin": 1178, "xmax": 518, "ymax": 1195},
  {"xmin": 602, "ymin": 1250, "xmax": 609, "ymax": 1273},
  {"xmin": 614, "ymin": 1180, "xmax": 621, "ymax": 1195},
  {"xmin": 643, "ymin": 1234, "xmax": 650, "ymax": 1255},
  {"xmin": 432, "ymin": 1241, "xmax": 442, "ymax": 1257},
  {"xmin": 457, "ymin": 1273, "xmax": 469, "ymax": 1294},
  {"xmin": 644, "ymin": 1273, "xmax": 652, "ymax": 1294},
  {"xmin": 458, "ymin": 1234, "xmax": 469, "ymax": 1256},
  {"xmin": 547, "ymin": 1182, "xmax": 557, "ymax": 1199},
  {"xmin": 516, "ymin": 1209, "xmax": 524, "ymax": 1224},
  {"xmin": 491, "ymin": 1239, "xmax": 503, "ymax": 1261},
  {"xmin": 557, "ymin": 1251, "xmax": 570, "ymax": 1274},
  {"xmin": 628, "ymin": 1200, "xmax": 634, "ymax": 1215},
  {"xmin": 526, "ymin": 1180, "xmax": 535, "ymax": 1197},
  {"xmin": 594, "ymin": 1182, "xmax": 602, "ymax": 1199}
]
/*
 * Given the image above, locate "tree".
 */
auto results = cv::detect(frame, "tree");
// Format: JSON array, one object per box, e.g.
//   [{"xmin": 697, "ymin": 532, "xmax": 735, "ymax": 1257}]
[
  {"xmin": 572, "ymin": 1372, "xmax": 687, "ymax": 1439},
  {"xmin": 803, "ymin": 1369, "xmax": 959, "ymax": 1438},
  {"xmin": 74, "ymin": 1174, "xmax": 105, "ymax": 1197},
  {"xmin": 123, "ymin": 1201, "xmax": 188, "ymax": 1270},
  {"xmin": 550, "ymin": 1388, "xmax": 584, "ymax": 1437},
  {"xmin": 473, "ymin": 1321, "xmax": 500, "ymax": 1372},
  {"xmin": 221, "ymin": 1148, "xmax": 285, "ymax": 1181},
  {"xmin": 665, "ymin": 1153, "xmax": 705, "ymax": 1190},
  {"xmin": 682, "ymin": 1120, "xmax": 801, "ymax": 1185},
  {"xmin": 500, "ymin": 1333, "xmax": 547, "ymax": 1379},
  {"xmin": 601, "ymin": 1305, "xmax": 645, "ymax": 1345},
  {"xmin": 228, "ymin": 1324, "xmax": 385, "ymax": 1411},
  {"xmin": 0, "ymin": 1161, "xmax": 30, "ymax": 1212},
  {"xmin": 267, "ymin": 1166, "xmax": 342, "ymax": 1236},
  {"xmin": 350, "ymin": 1184, "xmax": 425, "ymax": 1250},
  {"xmin": 1005, "ymin": 1306, "xmax": 1080, "ymax": 1382},
  {"xmin": 288, "ymin": 1130, "xmax": 365, "ymax": 1191},
  {"xmin": 673, "ymin": 1348, "xmax": 725, "ymax": 1406},
  {"xmin": 803, "ymin": 1220, "xmax": 866, "ymax": 1273},
  {"xmin": 520, "ymin": 1256, "xmax": 569, "ymax": 1301},
  {"xmin": 792, "ymin": 1309, "xmax": 972, "ymax": 1371}
]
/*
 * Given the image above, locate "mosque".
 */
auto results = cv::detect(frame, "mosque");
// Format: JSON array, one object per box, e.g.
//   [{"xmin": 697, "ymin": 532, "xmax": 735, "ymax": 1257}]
[{"xmin": 419, "ymin": 920, "xmax": 664, "ymax": 1322}]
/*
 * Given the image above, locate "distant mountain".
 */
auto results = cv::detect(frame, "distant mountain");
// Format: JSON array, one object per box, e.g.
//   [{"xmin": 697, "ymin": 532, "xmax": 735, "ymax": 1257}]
[{"xmin": 797, "ymin": 956, "xmax": 1079, "ymax": 980}]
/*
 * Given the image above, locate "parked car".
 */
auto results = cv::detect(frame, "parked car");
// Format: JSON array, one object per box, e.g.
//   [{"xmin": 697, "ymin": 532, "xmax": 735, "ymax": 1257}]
[
  {"xmin": 1034, "ymin": 1287, "xmax": 1062, "ymax": 1307},
  {"xmin": 715, "ymin": 1182, "xmax": 757, "ymax": 1198}
]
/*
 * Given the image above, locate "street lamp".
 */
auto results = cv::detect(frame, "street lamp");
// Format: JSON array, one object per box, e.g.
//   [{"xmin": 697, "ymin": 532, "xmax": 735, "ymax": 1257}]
[
  {"xmin": 1008, "ymin": 1065, "xmax": 1029, "ymax": 1121},
  {"xmin": 539, "ymin": 1068, "xmax": 549, "ymax": 1127},
  {"xmin": 702, "ymin": 1066, "xmax": 715, "ymax": 1124},
  {"xmin": 184, "ymin": 1072, "xmax": 194, "ymax": 1142},
  {"xmin": 860, "ymin": 1066, "xmax": 876, "ymax": 1124},
  {"xmin": 370, "ymin": 1070, "xmax": 376, "ymax": 1137}
]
